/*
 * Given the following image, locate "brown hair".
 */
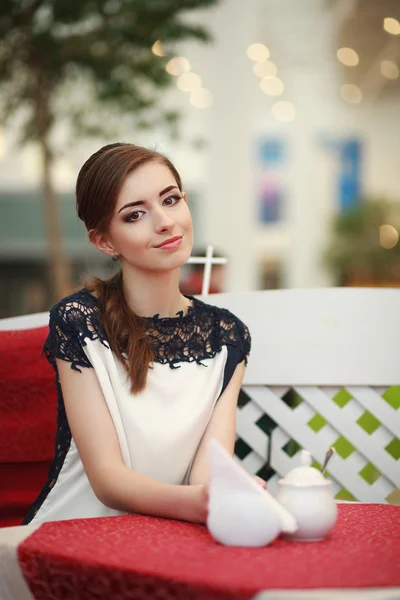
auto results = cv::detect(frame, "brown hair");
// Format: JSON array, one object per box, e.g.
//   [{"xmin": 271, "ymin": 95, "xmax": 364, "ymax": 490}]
[{"xmin": 76, "ymin": 142, "xmax": 183, "ymax": 394}]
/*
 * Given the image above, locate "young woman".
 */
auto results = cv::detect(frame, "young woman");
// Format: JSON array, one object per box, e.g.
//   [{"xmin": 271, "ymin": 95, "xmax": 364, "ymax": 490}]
[{"xmin": 23, "ymin": 142, "xmax": 253, "ymax": 526}]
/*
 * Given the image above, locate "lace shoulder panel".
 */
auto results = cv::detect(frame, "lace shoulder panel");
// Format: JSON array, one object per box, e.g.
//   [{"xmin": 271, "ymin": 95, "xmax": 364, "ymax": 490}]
[
  {"xmin": 43, "ymin": 288, "xmax": 109, "ymax": 372},
  {"xmin": 214, "ymin": 305, "xmax": 251, "ymax": 365},
  {"xmin": 191, "ymin": 299, "xmax": 251, "ymax": 366}
]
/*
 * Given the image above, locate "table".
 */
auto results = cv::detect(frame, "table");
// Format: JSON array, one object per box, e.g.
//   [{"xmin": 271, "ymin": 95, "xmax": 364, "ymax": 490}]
[{"xmin": 0, "ymin": 504, "xmax": 399, "ymax": 600}]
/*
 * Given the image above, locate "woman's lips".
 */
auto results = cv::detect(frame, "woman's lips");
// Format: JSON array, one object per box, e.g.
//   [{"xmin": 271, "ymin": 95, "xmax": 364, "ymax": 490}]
[{"xmin": 156, "ymin": 236, "xmax": 183, "ymax": 250}]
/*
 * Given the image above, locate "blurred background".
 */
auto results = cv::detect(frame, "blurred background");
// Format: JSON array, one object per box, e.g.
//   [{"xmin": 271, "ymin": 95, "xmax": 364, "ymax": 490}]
[{"xmin": 1, "ymin": 0, "xmax": 400, "ymax": 317}]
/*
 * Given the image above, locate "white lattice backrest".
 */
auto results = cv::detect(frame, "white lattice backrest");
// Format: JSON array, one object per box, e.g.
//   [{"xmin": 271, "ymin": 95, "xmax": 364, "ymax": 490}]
[{"xmin": 200, "ymin": 288, "xmax": 400, "ymax": 505}]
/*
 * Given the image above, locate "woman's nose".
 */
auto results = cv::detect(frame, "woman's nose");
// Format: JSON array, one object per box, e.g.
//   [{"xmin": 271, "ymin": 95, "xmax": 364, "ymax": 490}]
[{"xmin": 154, "ymin": 208, "xmax": 175, "ymax": 233}]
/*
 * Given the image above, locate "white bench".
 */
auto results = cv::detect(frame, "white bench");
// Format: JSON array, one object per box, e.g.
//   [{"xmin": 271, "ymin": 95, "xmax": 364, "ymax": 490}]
[{"xmin": 1, "ymin": 287, "xmax": 399, "ymax": 504}]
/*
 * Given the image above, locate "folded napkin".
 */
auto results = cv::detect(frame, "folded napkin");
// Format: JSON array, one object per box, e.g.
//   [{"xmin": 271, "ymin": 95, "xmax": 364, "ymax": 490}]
[{"xmin": 207, "ymin": 439, "xmax": 297, "ymax": 547}]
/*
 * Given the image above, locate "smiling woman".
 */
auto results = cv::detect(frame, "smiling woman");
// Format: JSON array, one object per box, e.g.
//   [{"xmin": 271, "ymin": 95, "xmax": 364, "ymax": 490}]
[{"xmin": 22, "ymin": 142, "xmax": 252, "ymax": 527}]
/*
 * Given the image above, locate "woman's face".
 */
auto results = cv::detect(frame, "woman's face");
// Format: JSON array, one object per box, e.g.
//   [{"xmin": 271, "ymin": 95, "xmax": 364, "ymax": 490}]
[{"xmin": 99, "ymin": 160, "xmax": 193, "ymax": 273}]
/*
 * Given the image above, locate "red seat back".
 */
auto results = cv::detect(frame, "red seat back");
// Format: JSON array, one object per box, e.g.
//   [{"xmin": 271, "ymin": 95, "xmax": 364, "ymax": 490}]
[{"xmin": 0, "ymin": 326, "xmax": 57, "ymax": 527}]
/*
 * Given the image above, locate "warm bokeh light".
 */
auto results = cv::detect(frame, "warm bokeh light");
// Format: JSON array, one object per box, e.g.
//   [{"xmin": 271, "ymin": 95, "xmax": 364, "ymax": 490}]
[
  {"xmin": 380, "ymin": 60, "xmax": 399, "ymax": 80},
  {"xmin": 253, "ymin": 60, "xmax": 277, "ymax": 78},
  {"xmin": 383, "ymin": 17, "xmax": 400, "ymax": 35},
  {"xmin": 271, "ymin": 101, "xmax": 296, "ymax": 122},
  {"xmin": 337, "ymin": 47, "xmax": 359, "ymax": 67},
  {"xmin": 380, "ymin": 224, "xmax": 399, "ymax": 249},
  {"xmin": 260, "ymin": 76, "xmax": 284, "ymax": 96},
  {"xmin": 177, "ymin": 72, "xmax": 202, "ymax": 92},
  {"xmin": 340, "ymin": 84, "xmax": 362, "ymax": 104},
  {"xmin": 246, "ymin": 43, "xmax": 270, "ymax": 62},
  {"xmin": 151, "ymin": 40, "xmax": 165, "ymax": 57},
  {"xmin": 166, "ymin": 57, "xmax": 190, "ymax": 76},
  {"xmin": 190, "ymin": 88, "xmax": 213, "ymax": 108}
]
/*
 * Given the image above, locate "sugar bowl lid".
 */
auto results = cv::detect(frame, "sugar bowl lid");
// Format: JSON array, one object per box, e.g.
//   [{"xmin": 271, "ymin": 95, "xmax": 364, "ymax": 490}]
[{"xmin": 280, "ymin": 450, "xmax": 329, "ymax": 486}]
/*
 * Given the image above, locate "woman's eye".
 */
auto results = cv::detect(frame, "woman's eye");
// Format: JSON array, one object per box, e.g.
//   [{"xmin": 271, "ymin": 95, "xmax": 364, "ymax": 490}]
[
  {"xmin": 163, "ymin": 194, "xmax": 181, "ymax": 207},
  {"xmin": 126, "ymin": 210, "xmax": 145, "ymax": 222}
]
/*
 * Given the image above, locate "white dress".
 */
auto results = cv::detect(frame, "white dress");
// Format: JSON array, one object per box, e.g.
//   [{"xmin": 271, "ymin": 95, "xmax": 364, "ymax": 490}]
[{"xmin": 23, "ymin": 288, "xmax": 251, "ymax": 524}]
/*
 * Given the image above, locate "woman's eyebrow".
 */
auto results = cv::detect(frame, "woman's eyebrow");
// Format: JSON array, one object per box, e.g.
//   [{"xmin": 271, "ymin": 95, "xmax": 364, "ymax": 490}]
[
  {"xmin": 159, "ymin": 185, "xmax": 179, "ymax": 196},
  {"xmin": 118, "ymin": 185, "xmax": 179, "ymax": 214}
]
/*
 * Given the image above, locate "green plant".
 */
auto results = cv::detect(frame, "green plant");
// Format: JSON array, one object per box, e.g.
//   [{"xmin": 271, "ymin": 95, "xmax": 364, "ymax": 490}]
[
  {"xmin": 324, "ymin": 198, "xmax": 400, "ymax": 284},
  {"xmin": 0, "ymin": 0, "xmax": 218, "ymax": 300}
]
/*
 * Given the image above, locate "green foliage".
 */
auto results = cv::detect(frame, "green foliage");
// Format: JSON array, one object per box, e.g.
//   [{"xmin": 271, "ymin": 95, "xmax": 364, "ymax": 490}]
[
  {"xmin": 0, "ymin": 0, "xmax": 219, "ymax": 143},
  {"xmin": 324, "ymin": 198, "xmax": 400, "ymax": 282}
]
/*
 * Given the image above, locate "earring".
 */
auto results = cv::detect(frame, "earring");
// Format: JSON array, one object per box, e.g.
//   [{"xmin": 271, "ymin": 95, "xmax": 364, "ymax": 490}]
[{"xmin": 111, "ymin": 254, "xmax": 119, "ymax": 262}]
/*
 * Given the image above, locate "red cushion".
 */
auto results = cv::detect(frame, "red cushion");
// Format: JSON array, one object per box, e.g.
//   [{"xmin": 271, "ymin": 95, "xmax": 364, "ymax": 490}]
[
  {"xmin": 0, "ymin": 326, "xmax": 57, "ymax": 526},
  {"xmin": 0, "ymin": 326, "xmax": 56, "ymax": 462},
  {"xmin": 0, "ymin": 462, "xmax": 50, "ymax": 528}
]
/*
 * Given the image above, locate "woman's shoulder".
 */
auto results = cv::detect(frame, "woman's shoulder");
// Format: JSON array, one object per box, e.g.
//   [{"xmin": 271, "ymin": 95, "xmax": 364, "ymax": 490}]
[
  {"xmin": 193, "ymin": 297, "xmax": 251, "ymax": 364},
  {"xmin": 193, "ymin": 297, "xmax": 251, "ymax": 342},
  {"xmin": 49, "ymin": 288, "xmax": 102, "ymax": 339},
  {"xmin": 50, "ymin": 287, "xmax": 98, "ymax": 318}
]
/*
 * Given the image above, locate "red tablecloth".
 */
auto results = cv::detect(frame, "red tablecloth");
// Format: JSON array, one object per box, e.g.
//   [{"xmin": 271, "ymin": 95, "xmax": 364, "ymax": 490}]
[{"xmin": 18, "ymin": 504, "xmax": 400, "ymax": 600}]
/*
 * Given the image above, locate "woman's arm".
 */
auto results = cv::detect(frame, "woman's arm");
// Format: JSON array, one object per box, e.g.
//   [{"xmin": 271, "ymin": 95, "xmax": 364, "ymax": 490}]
[
  {"xmin": 57, "ymin": 358, "xmax": 207, "ymax": 524},
  {"xmin": 188, "ymin": 361, "xmax": 246, "ymax": 485}
]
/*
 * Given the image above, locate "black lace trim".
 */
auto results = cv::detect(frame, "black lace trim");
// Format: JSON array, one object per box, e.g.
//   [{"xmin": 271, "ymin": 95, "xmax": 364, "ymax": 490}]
[
  {"xmin": 22, "ymin": 372, "xmax": 72, "ymax": 524},
  {"xmin": 43, "ymin": 288, "xmax": 251, "ymax": 370},
  {"xmin": 43, "ymin": 290, "xmax": 109, "ymax": 372},
  {"xmin": 145, "ymin": 302, "xmax": 250, "ymax": 368}
]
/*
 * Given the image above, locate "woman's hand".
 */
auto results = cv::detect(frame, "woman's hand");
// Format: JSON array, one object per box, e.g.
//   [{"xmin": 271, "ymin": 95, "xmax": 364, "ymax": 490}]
[
  {"xmin": 185, "ymin": 477, "xmax": 265, "ymax": 525},
  {"xmin": 253, "ymin": 475, "xmax": 267, "ymax": 489},
  {"xmin": 182, "ymin": 483, "xmax": 209, "ymax": 524}
]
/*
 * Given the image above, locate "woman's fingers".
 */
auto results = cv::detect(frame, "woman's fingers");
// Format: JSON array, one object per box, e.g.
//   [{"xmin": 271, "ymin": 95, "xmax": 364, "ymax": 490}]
[{"xmin": 252, "ymin": 475, "xmax": 267, "ymax": 489}]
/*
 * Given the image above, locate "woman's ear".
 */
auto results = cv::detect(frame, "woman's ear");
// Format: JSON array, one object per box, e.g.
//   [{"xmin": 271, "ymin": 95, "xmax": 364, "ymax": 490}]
[
  {"xmin": 88, "ymin": 229, "xmax": 116, "ymax": 258},
  {"xmin": 183, "ymin": 191, "xmax": 188, "ymax": 203}
]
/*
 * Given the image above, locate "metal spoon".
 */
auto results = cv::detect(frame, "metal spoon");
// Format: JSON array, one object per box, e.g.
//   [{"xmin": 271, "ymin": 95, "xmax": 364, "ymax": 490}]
[{"xmin": 321, "ymin": 447, "xmax": 336, "ymax": 475}]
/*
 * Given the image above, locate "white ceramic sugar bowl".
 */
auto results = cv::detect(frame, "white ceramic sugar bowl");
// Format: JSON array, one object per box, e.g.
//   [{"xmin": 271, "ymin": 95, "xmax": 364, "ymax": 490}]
[{"xmin": 276, "ymin": 450, "xmax": 337, "ymax": 542}]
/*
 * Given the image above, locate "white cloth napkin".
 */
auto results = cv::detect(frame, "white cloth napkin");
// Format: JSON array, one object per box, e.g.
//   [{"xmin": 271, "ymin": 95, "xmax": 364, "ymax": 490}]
[
  {"xmin": 0, "ymin": 524, "xmax": 39, "ymax": 600},
  {"xmin": 207, "ymin": 439, "xmax": 297, "ymax": 547}
]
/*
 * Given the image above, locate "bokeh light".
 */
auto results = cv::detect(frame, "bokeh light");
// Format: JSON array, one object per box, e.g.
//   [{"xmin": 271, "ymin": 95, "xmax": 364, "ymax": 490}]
[
  {"xmin": 271, "ymin": 101, "xmax": 296, "ymax": 122},
  {"xmin": 380, "ymin": 225, "xmax": 399, "ymax": 249},
  {"xmin": 152, "ymin": 40, "xmax": 165, "ymax": 57},
  {"xmin": 380, "ymin": 60, "xmax": 399, "ymax": 80},
  {"xmin": 340, "ymin": 84, "xmax": 363, "ymax": 104},
  {"xmin": 253, "ymin": 60, "xmax": 277, "ymax": 78},
  {"xmin": 246, "ymin": 43, "xmax": 270, "ymax": 62},
  {"xmin": 260, "ymin": 76, "xmax": 284, "ymax": 96},
  {"xmin": 337, "ymin": 47, "xmax": 359, "ymax": 67},
  {"xmin": 177, "ymin": 72, "xmax": 202, "ymax": 92},
  {"xmin": 383, "ymin": 17, "xmax": 400, "ymax": 35},
  {"xmin": 166, "ymin": 57, "xmax": 190, "ymax": 76},
  {"xmin": 190, "ymin": 88, "xmax": 213, "ymax": 108}
]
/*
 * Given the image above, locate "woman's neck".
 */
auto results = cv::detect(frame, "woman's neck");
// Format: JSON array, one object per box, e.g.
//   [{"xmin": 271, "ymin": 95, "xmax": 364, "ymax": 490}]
[{"xmin": 121, "ymin": 265, "xmax": 190, "ymax": 318}]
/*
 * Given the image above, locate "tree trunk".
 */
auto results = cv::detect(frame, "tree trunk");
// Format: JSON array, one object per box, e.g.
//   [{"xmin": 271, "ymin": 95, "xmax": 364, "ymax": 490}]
[{"xmin": 36, "ymin": 93, "xmax": 73, "ymax": 303}]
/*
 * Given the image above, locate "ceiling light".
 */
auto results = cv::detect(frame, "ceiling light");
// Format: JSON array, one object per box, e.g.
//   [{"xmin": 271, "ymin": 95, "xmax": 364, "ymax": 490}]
[
  {"xmin": 190, "ymin": 88, "xmax": 213, "ymax": 108},
  {"xmin": 380, "ymin": 60, "xmax": 399, "ymax": 79},
  {"xmin": 152, "ymin": 40, "xmax": 165, "ymax": 57},
  {"xmin": 260, "ymin": 76, "xmax": 284, "ymax": 96},
  {"xmin": 340, "ymin": 84, "xmax": 362, "ymax": 104},
  {"xmin": 166, "ymin": 57, "xmax": 190, "ymax": 76},
  {"xmin": 337, "ymin": 47, "xmax": 359, "ymax": 67},
  {"xmin": 271, "ymin": 101, "xmax": 296, "ymax": 122},
  {"xmin": 177, "ymin": 72, "xmax": 202, "ymax": 92},
  {"xmin": 246, "ymin": 43, "xmax": 270, "ymax": 62},
  {"xmin": 380, "ymin": 225, "xmax": 399, "ymax": 249},
  {"xmin": 383, "ymin": 17, "xmax": 400, "ymax": 35},
  {"xmin": 253, "ymin": 60, "xmax": 277, "ymax": 78}
]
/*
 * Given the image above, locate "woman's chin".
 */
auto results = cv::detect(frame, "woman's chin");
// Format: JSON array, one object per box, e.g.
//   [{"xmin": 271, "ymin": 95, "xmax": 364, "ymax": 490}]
[{"xmin": 158, "ymin": 245, "xmax": 192, "ymax": 268}]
